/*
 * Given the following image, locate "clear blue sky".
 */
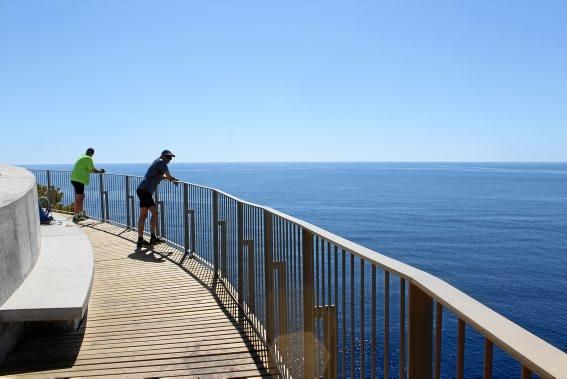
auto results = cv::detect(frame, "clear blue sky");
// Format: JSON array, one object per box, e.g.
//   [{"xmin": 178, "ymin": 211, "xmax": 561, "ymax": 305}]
[{"xmin": 1, "ymin": 1, "xmax": 566, "ymax": 164}]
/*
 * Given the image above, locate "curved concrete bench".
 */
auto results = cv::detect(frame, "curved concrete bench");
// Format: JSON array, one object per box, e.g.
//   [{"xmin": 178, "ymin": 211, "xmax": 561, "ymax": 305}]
[{"xmin": 0, "ymin": 215, "xmax": 94, "ymax": 329}]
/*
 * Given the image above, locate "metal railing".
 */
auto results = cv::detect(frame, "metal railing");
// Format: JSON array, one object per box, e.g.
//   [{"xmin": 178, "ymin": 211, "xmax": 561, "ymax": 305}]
[{"xmin": 31, "ymin": 169, "xmax": 566, "ymax": 378}]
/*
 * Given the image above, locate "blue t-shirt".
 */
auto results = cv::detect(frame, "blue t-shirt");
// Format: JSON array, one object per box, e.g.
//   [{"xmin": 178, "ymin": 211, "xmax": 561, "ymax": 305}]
[{"xmin": 138, "ymin": 159, "xmax": 170, "ymax": 193}]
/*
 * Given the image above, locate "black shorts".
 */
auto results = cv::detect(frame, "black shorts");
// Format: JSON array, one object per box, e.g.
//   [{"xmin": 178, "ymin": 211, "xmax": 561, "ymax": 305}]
[
  {"xmin": 137, "ymin": 189, "xmax": 156, "ymax": 208},
  {"xmin": 71, "ymin": 181, "xmax": 85, "ymax": 195}
]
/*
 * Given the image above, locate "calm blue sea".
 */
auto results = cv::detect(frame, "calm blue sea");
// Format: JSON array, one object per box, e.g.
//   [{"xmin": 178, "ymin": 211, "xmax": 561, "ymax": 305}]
[{"xmin": 26, "ymin": 162, "xmax": 566, "ymax": 376}]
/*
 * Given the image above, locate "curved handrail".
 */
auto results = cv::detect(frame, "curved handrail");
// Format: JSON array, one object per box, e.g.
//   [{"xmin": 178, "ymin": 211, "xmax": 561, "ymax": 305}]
[
  {"xmin": 31, "ymin": 169, "xmax": 566, "ymax": 377},
  {"xmin": 198, "ymin": 183, "xmax": 567, "ymax": 377}
]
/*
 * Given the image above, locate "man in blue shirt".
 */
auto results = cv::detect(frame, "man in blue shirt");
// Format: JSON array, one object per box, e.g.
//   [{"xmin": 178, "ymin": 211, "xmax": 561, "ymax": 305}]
[{"xmin": 136, "ymin": 150, "xmax": 179, "ymax": 248}]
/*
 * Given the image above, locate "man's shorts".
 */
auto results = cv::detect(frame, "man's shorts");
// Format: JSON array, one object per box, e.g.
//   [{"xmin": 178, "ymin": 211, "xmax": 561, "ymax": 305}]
[
  {"xmin": 71, "ymin": 180, "xmax": 85, "ymax": 195},
  {"xmin": 136, "ymin": 189, "xmax": 156, "ymax": 208}
]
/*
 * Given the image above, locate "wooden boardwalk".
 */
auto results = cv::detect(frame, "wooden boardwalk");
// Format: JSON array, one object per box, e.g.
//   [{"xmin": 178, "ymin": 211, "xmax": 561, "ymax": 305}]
[{"xmin": 0, "ymin": 220, "xmax": 274, "ymax": 378}]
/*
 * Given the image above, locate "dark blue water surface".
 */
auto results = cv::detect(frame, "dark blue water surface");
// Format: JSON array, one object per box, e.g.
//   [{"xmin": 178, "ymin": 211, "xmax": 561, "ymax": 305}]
[{"xmin": 26, "ymin": 162, "xmax": 566, "ymax": 375}]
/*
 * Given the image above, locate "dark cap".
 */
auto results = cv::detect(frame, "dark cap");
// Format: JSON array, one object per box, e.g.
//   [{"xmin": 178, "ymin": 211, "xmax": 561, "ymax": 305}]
[
  {"xmin": 161, "ymin": 149, "xmax": 175, "ymax": 157},
  {"xmin": 86, "ymin": 147, "xmax": 95, "ymax": 155}
]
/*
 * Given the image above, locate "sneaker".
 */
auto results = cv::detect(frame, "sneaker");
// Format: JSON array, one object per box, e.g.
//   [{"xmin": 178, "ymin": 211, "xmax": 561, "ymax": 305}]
[
  {"xmin": 72, "ymin": 215, "xmax": 81, "ymax": 223},
  {"xmin": 137, "ymin": 239, "xmax": 151, "ymax": 248},
  {"xmin": 150, "ymin": 236, "xmax": 164, "ymax": 245},
  {"xmin": 78, "ymin": 212, "xmax": 89, "ymax": 220}
]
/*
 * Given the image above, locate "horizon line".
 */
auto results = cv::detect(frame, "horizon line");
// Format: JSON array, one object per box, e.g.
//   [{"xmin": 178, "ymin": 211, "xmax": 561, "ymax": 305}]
[{"xmin": 16, "ymin": 160, "xmax": 567, "ymax": 166}]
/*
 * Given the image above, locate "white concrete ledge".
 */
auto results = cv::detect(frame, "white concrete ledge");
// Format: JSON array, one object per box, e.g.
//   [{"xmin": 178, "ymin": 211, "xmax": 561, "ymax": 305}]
[{"xmin": 0, "ymin": 216, "xmax": 93, "ymax": 323}]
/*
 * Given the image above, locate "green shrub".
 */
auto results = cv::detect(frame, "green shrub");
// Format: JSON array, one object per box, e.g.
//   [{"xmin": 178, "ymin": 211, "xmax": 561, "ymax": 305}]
[{"xmin": 37, "ymin": 184, "xmax": 74, "ymax": 214}]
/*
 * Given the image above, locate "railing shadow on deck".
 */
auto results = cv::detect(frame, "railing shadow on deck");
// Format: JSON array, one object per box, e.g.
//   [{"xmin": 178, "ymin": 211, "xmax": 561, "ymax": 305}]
[{"xmin": 81, "ymin": 221, "xmax": 276, "ymax": 377}]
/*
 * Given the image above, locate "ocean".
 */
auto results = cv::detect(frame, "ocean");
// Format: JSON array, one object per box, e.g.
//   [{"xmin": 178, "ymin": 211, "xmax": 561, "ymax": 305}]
[{"xmin": 26, "ymin": 162, "xmax": 567, "ymax": 376}]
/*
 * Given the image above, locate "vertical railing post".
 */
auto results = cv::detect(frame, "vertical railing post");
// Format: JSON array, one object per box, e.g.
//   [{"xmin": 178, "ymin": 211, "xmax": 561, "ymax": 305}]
[
  {"xmin": 189, "ymin": 210, "xmax": 196, "ymax": 253},
  {"xmin": 400, "ymin": 278, "xmax": 407, "ymax": 379},
  {"xmin": 409, "ymin": 283, "xmax": 433, "ymax": 379},
  {"xmin": 303, "ymin": 228, "xmax": 315, "ymax": 378},
  {"xmin": 160, "ymin": 200, "xmax": 166, "ymax": 238},
  {"xmin": 129, "ymin": 195, "xmax": 135, "ymax": 228},
  {"xmin": 125, "ymin": 176, "xmax": 131, "ymax": 228},
  {"xmin": 264, "ymin": 210, "xmax": 274, "ymax": 349},
  {"xmin": 275, "ymin": 261, "xmax": 288, "ymax": 356},
  {"xmin": 154, "ymin": 189, "xmax": 160, "ymax": 235},
  {"xmin": 321, "ymin": 305, "xmax": 337, "ymax": 379},
  {"xmin": 315, "ymin": 305, "xmax": 338, "ymax": 379},
  {"xmin": 435, "ymin": 303, "xmax": 443, "ymax": 379},
  {"xmin": 104, "ymin": 190, "xmax": 109, "ymax": 222},
  {"xmin": 218, "ymin": 221, "xmax": 227, "ymax": 278},
  {"xmin": 360, "ymin": 259, "xmax": 365, "ymax": 378},
  {"xmin": 246, "ymin": 240, "xmax": 256, "ymax": 313},
  {"xmin": 237, "ymin": 202, "xmax": 244, "ymax": 322},
  {"xmin": 46, "ymin": 170, "xmax": 53, "ymax": 207},
  {"xmin": 384, "ymin": 271, "xmax": 390, "ymax": 379},
  {"xmin": 483, "ymin": 338, "xmax": 493, "ymax": 379},
  {"xmin": 212, "ymin": 190, "xmax": 219, "ymax": 276},
  {"xmin": 99, "ymin": 174, "xmax": 105, "ymax": 221},
  {"xmin": 371, "ymin": 265, "xmax": 377, "ymax": 378},
  {"xmin": 157, "ymin": 198, "xmax": 165, "ymax": 239},
  {"xmin": 457, "ymin": 319, "xmax": 465, "ymax": 379},
  {"xmin": 183, "ymin": 183, "xmax": 190, "ymax": 255}
]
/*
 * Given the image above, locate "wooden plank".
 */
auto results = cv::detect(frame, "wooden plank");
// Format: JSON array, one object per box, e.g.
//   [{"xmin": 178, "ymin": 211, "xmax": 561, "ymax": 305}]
[
  {"xmin": 6, "ymin": 353, "xmax": 262, "ymax": 376},
  {"xmin": 90, "ymin": 281, "xmax": 205, "ymax": 293},
  {"xmin": 13, "ymin": 331, "xmax": 246, "ymax": 349},
  {"xmin": 83, "ymin": 311, "xmax": 229, "ymax": 328},
  {"xmin": 75, "ymin": 320, "xmax": 240, "ymax": 339},
  {"xmin": 12, "ymin": 342, "xmax": 240, "ymax": 359},
  {"xmin": 97, "ymin": 370, "xmax": 274, "ymax": 379},
  {"xmin": 7, "ymin": 338, "xmax": 258, "ymax": 367},
  {"xmin": 21, "ymin": 323, "xmax": 243, "ymax": 344},
  {"xmin": 3, "ymin": 338, "xmax": 255, "ymax": 367},
  {"xmin": 34, "ymin": 363, "xmax": 272, "ymax": 378},
  {"xmin": 5, "ymin": 344, "xmax": 261, "ymax": 367},
  {"xmin": 85, "ymin": 305, "xmax": 226, "ymax": 321},
  {"xmin": 75, "ymin": 317, "xmax": 237, "ymax": 335},
  {"xmin": 88, "ymin": 286, "xmax": 214, "ymax": 300},
  {"xmin": 88, "ymin": 296, "xmax": 218, "ymax": 309},
  {"xmin": 88, "ymin": 287, "xmax": 211, "ymax": 298},
  {"xmin": 86, "ymin": 299, "xmax": 222, "ymax": 314}
]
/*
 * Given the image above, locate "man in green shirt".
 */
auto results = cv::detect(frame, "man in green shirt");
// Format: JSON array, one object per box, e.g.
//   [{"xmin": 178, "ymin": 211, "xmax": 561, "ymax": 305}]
[{"xmin": 70, "ymin": 148, "xmax": 105, "ymax": 222}]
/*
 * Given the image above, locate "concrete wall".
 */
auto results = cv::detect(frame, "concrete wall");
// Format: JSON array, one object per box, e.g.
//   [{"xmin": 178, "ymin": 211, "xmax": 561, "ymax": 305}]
[{"xmin": 0, "ymin": 163, "xmax": 40, "ymax": 363}]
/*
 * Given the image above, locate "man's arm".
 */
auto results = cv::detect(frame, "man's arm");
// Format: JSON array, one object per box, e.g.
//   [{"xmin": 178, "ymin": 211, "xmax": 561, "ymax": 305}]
[
  {"xmin": 163, "ymin": 171, "xmax": 178, "ymax": 182},
  {"xmin": 87, "ymin": 157, "xmax": 105, "ymax": 174},
  {"xmin": 159, "ymin": 161, "xmax": 178, "ymax": 183}
]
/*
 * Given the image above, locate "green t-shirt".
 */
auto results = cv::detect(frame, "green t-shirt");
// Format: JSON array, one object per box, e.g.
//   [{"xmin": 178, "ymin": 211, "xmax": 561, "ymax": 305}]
[{"xmin": 71, "ymin": 155, "xmax": 95, "ymax": 185}]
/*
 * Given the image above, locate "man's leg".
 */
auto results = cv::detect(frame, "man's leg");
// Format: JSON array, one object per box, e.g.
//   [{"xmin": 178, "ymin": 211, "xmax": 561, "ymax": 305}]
[
  {"xmin": 72, "ymin": 192, "xmax": 80, "ymax": 222},
  {"xmin": 76, "ymin": 194, "xmax": 85, "ymax": 214},
  {"xmin": 138, "ymin": 207, "xmax": 148, "ymax": 238},
  {"xmin": 137, "ymin": 207, "xmax": 151, "ymax": 247},
  {"xmin": 148, "ymin": 206, "xmax": 164, "ymax": 244},
  {"xmin": 71, "ymin": 181, "xmax": 85, "ymax": 221},
  {"xmin": 149, "ymin": 206, "xmax": 158, "ymax": 235}
]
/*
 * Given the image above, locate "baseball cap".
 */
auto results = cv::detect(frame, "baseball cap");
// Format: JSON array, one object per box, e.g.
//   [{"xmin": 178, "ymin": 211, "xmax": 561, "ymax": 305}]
[{"xmin": 161, "ymin": 150, "xmax": 175, "ymax": 157}]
